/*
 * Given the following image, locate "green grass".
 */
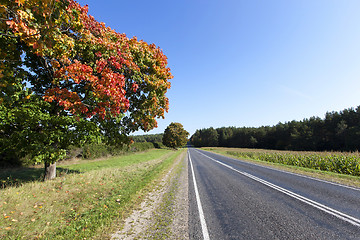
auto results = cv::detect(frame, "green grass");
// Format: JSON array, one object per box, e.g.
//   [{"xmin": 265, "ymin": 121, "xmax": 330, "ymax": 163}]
[
  {"xmin": 0, "ymin": 149, "xmax": 184, "ymax": 239},
  {"xmin": 204, "ymin": 147, "xmax": 360, "ymax": 188},
  {"xmin": 63, "ymin": 149, "xmax": 173, "ymax": 172},
  {"xmin": 0, "ymin": 149, "xmax": 171, "ymax": 188}
]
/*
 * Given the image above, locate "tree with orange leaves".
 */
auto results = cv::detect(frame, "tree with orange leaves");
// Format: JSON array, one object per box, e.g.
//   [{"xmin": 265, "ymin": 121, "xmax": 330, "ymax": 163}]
[{"xmin": 0, "ymin": 0, "xmax": 172, "ymax": 179}]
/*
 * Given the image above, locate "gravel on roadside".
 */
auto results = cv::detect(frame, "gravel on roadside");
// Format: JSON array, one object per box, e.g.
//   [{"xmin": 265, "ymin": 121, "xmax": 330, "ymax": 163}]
[{"xmin": 111, "ymin": 150, "xmax": 189, "ymax": 240}]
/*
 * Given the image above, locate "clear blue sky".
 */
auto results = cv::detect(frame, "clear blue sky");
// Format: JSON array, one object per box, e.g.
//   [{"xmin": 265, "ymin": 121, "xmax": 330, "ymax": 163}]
[{"xmin": 78, "ymin": 0, "xmax": 360, "ymax": 136}]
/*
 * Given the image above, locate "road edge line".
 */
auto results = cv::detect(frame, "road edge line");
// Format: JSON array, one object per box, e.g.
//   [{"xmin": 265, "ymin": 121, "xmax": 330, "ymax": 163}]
[
  {"xmin": 188, "ymin": 150, "xmax": 210, "ymax": 240},
  {"xmin": 205, "ymin": 149, "xmax": 360, "ymax": 192}
]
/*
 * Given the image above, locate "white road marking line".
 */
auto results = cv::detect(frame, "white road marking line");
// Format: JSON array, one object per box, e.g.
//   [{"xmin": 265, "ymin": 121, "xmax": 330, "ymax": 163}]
[
  {"xmin": 196, "ymin": 150, "xmax": 360, "ymax": 228},
  {"xmin": 188, "ymin": 150, "xmax": 210, "ymax": 240},
  {"xmin": 210, "ymin": 150, "xmax": 360, "ymax": 192}
]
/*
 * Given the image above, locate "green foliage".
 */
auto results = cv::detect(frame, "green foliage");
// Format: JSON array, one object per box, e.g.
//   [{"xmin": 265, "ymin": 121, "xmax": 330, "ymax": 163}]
[
  {"xmin": 191, "ymin": 127, "xmax": 219, "ymax": 147},
  {"xmin": 162, "ymin": 122, "xmax": 189, "ymax": 149},
  {"xmin": 153, "ymin": 141, "xmax": 165, "ymax": 149},
  {"xmin": 130, "ymin": 142, "xmax": 157, "ymax": 152},
  {"xmin": 0, "ymin": 97, "xmax": 100, "ymax": 167},
  {"xmin": 81, "ymin": 142, "xmax": 156, "ymax": 159},
  {"xmin": 132, "ymin": 133, "xmax": 164, "ymax": 143},
  {"xmin": 82, "ymin": 143, "xmax": 110, "ymax": 159},
  {"xmin": 191, "ymin": 105, "xmax": 360, "ymax": 152},
  {"xmin": 131, "ymin": 134, "xmax": 164, "ymax": 149}
]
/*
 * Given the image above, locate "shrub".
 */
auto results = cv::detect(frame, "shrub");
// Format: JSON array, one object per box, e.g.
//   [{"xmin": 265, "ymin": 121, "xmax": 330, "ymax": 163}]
[{"xmin": 82, "ymin": 143, "xmax": 110, "ymax": 159}]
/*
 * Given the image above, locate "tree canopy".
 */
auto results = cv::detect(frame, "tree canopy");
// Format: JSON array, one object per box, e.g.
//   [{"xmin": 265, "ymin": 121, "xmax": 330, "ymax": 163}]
[
  {"xmin": 162, "ymin": 122, "xmax": 189, "ymax": 149},
  {"xmin": 0, "ymin": 0, "xmax": 173, "ymax": 178}
]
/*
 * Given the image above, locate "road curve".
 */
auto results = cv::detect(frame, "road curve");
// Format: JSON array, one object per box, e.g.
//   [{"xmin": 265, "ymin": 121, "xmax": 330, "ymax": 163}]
[{"xmin": 188, "ymin": 147, "xmax": 360, "ymax": 239}]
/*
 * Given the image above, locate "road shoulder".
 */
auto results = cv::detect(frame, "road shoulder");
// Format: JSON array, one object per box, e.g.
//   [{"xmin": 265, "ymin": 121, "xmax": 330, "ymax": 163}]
[{"xmin": 111, "ymin": 149, "xmax": 189, "ymax": 239}]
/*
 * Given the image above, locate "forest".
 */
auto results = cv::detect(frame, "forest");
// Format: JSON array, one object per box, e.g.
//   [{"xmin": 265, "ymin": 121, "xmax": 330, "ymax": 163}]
[{"xmin": 190, "ymin": 106, "xmax": 360, "ymax": 151}]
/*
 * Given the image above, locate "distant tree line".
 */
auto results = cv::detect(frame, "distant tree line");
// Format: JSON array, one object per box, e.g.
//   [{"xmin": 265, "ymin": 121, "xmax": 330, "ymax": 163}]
[
  {"xmin": 132, "ymin": 133, "xmax": 164, "ymax": 143},
  {"xmin": 190, "ymin": 106, "xmax": 360, "ymax": 151},
  {"xmin": 131, "ymin": 133, "xmax": 166, "ymax": 149}
]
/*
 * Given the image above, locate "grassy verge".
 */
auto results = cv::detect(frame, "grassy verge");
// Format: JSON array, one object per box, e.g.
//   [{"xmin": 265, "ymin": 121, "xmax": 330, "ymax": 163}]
[
  {"xmin": 139, "ymin": 151, "xmax": 186, "ymax": 239},
  {"xmin": 203, "ymin": 147, "xmax": 360, "ymax": 188},
  {"xmin": 0, "ymin": 149, "xmax": 182, "ymax": 239},
  {"xmin": 0, "ymin": 148, "xmax": 167, "ymax": 189}
]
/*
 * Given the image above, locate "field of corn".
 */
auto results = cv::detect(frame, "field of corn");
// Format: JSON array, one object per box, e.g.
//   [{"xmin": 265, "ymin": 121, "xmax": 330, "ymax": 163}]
[{"xmin": 206, "ymin": 148, "xmax": 360, "ymax": 177}]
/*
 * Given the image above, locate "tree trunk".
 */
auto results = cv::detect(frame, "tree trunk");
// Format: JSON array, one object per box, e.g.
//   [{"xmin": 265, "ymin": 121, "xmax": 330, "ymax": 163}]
[{"xmin": 44, "ymin": 161, "xmax": 56, "ymax": 181}]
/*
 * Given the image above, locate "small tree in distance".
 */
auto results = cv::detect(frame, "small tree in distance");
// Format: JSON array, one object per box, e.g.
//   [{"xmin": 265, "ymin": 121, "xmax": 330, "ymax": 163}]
[{"xmin": 162, "ymin": 122, "xmax": 189, "ymax": 149}]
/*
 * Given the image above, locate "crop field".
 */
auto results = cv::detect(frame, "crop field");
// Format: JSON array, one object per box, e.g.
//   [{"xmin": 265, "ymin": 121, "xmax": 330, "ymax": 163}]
[
  {"xmin": 205, "ymin": 148, "xmax": 360, "ymax": 177},
  {"xmin": 0, "ymin": 149, "xmax": 183, "ymax": 239}
]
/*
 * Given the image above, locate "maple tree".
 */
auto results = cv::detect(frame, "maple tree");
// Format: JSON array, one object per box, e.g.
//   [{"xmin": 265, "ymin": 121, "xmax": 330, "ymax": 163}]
[
  {"xmin": 0, "ymin": 0, "xmax": 172, "ymax": 179},
  {"xmin": 162, "ymin": 122, "xmax": 189, "ymax": 149}
]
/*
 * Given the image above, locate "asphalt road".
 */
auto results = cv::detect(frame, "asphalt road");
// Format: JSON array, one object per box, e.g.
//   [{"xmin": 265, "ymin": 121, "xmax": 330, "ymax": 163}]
[{"xmin": 188, "ymin": 147, "xmax": 360, "ymax": 239}]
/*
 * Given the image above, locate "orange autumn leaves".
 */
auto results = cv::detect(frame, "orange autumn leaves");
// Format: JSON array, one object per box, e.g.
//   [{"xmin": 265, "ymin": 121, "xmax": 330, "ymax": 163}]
[{"xmin": 2, "ymin": 0, "xmax": 172, "ymax": 131}]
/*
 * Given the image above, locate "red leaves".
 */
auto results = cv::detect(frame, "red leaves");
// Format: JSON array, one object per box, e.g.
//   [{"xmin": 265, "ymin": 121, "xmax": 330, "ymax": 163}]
[
  {"xmin": 44, "ymin": 64, "xmax": 129, "ymax": 119},
  {"xmin": 132, "ymin": 83, "xmax": 139, "ymax": 93},
  {"xmin": 44, "ymin": 88, "xmax": 88, "ymax": 115},
  {"xmin": 5, "ymin": 0, "xmax": 173, "ymax": 132},
  {"xmin": 5, "ymin": 20, "xmax": 16, "ymax": 29},
  {"xmin": 95, "ymin": 51, "xmax": 102, "ymax": 58},
  {"xmin": 14, "ymin": 0, "xmax": 25, "ymax": 6},
  {"xmin": 95, "ymin": 59, "xmax": 107, "ymax": 73},
  {"xmin": 64, "ymin": 61, "xmax": 94, "ymax": 84}
]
